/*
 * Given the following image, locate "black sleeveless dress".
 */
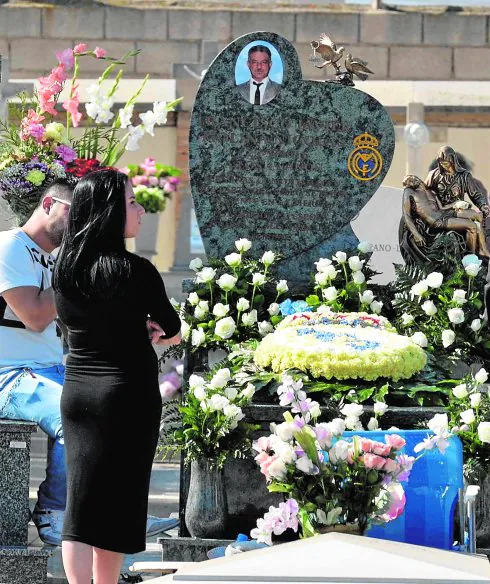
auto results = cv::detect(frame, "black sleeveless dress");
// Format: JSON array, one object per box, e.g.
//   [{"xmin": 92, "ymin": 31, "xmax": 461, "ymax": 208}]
[{"xmin": 55, "ymin": 255, "xmax": 181, "ymax": 553}]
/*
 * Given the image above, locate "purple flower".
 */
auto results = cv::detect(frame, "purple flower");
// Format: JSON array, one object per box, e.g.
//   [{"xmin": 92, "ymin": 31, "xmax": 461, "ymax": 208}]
[{"xmin": 55, "ymin": 145, "xmax": 77, "ymax": 163}]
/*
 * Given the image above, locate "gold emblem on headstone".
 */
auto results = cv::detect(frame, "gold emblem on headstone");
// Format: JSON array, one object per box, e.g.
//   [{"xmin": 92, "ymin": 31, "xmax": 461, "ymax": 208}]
[{"xmin": 347, "ymin": 133, "xmax": 383, "ymax": 181}]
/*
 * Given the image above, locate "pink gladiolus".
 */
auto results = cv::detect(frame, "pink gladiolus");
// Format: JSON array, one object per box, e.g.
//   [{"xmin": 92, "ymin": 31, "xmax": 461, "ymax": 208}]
[
  {"xmin": 63, "ymin": 87, "xmax": 82, "ymax": 127},
  {"xmin": 56, "ymin": 48, "xmax": 74, "ymax": 70},
  {"xmin": 363, "ymin": 453, "xmax": 386, "ymax": 470},
  {"xmin": 50, "ymin": 64, "xmax": 67, "ymax": 85},
  {"xmin": 94, "ymin": 46, "xmax": 107, "ymax": 59},
  {"xmin": 73, "ymin": 43, "xmax": 88, "ymax": 55},
  {"xmin": 38, "ymin": 88, "xmax": 58, "ymax": 116},
  {"xmin": 385, "ymin": 434, "xmax": 406, "ymax": 450},
  {"xmin": 371, "ymin": 442, "xmax": 391, "ymax": 457}
]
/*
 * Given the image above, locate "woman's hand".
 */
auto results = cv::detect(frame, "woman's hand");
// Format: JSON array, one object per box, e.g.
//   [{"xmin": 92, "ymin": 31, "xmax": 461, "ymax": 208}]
[
  {"xmin": 146, "ymin": 319, "xmax": 165, "ymax": 344},
  {"xmin": 156, "ymin": 332, "xmax": 182, "ymax": 346}
]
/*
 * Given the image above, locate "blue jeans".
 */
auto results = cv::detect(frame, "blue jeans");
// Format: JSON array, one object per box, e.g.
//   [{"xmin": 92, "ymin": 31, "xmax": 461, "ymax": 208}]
[{"xmin": 0, "ymin": 366, "xmax": 66, "ymax": 511}]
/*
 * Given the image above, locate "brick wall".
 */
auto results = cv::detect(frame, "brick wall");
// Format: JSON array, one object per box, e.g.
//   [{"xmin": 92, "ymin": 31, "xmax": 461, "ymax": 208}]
[{"xmin": 1, "ymin": 6, "xmax": 490, "ymax": 83}]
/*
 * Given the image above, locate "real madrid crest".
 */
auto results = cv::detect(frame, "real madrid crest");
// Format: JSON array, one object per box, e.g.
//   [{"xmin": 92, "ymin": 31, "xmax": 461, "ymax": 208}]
[{"xmin": 347, "ymin": 133, "xmax": 383, "ymax": 181}]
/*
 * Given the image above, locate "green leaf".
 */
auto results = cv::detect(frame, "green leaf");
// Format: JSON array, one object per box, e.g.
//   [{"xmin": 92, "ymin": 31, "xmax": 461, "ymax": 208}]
[
  {"xmin": 267, "ymin": 483, "xmax": 293, "ymax": 493},
  {"xmin": 306, "ymin": 295, "xmax": 320, "ymax": 307}
]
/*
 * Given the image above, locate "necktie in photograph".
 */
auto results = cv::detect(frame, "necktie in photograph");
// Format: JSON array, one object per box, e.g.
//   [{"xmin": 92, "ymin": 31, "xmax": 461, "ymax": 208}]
[{"xmin": 253, "ymin": 82, "xmax": 263, "ymax": 105}]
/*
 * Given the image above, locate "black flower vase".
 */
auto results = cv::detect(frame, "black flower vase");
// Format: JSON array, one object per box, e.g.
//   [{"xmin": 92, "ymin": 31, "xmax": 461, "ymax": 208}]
[{"xmin": 185, "ymin": 458, "xmax": 228, "ymax": 538}]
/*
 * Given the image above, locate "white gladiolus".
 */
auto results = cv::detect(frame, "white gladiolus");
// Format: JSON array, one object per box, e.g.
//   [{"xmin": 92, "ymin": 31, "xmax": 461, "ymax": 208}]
[
  {"xmin": 452, "ymin": 290, "xmax": 467, "ymax": 305},
  {"xmin": 352, "ymin": 271, "xmax": 365, "ymax": 285},
  {"xmin": 452, "ymin": 384, "xmax": 468, "ymax": 399},
  {"xmin": 236, "ymin": 298, "xmax": 250, "ymax": 312},
  {"xmin": 242, "ymin": 309, "xmax": 258, "ymax": 327},
  {"xmin": 189, "ymin": 258, "xmax": 203, "ymax": 271},
  {"xmin": 411, "ymin": 331, "xmax": 428, "ymax": 347},
  {"xmin": 478, "ymin": 422, "xmax": 490, "ymax": 443},
  {"xmin": 374, "ymin": 402, "xmax": 388, "ymax": 415},
  {"xmin": 401, "ymin": 313, "xmax": 414, "ymax": 326},
  {"xmin": 475, "ymin": 368, "xmax": 489, "ymax": 384},
  {"xmin": 348, "ymin": 256, "xmax": 365, "ymax": 272},
  {"xmin": 333, "ymin": 251, "xmax": 347, "ymax": 263},
  {"xmin": 422, "ymin": 300, "xmax": 437, "ymax": 316},
  {"xmin": 367, "ymin": 417, "xmax": 379, "ymax": 430},
  {"xmin": 323, "ymin": 286, "xmax": 338, "ymax": 302},
  {"xmin": 358, "ymin": 241, "xmax": 374, "ymax": 253},
  {"xmin": 196, "ymin": 267, "xmax": 216, "ymax": 283},
  {"xmin": 213, "ymin": 303, "xmax": 230, "ymax": 318},
  {"xmin": 125, "ymin": 124, "xmax": 145, "ymax": 151},
  {"xmin": 471, "ymin": 318, "xmax": 482, "ymax": 332},
  {"xmin": 441, "ymin": 329, "xmax": 455, "ymax": 348},
  {"xmin": 470, "ymin": 393, "xmax": 482, "ymax": 408},
  {"xmin": 428, "ymin": 413, "xmax": 449, "ymax": 432},
  {"xmin": 118, "ymin": 105, "xmax": 134, "ymax": 128},
  {"xmin": 370, "ymin": 300, "xmax": 383, "ymax": 314},
  {"xmin": 215, "ymin": 317, "xmax": 236, "ymax": 339},
  {"xmin": 188, "ymin": 292, "xmax": 200, "ymax": 306},
  {"xmin": 217, "ymin": 274, "xmax": 238, "ymax": 291},
  {"xmin": 360, "ymin": 290, "xmax": 375, "ymax": 305},
  {"xmin": 225, "ymin": 253, "xmax": 242, "ymax": 267},
  {"xmin": 410, "ymin": 280, "xmax": 429, "ymax": 297},
  {"xmin": 252, "ymin": 273, "xmax": 266, "ymax": 286},
  {"xmin": 258, "ymin": 321, "xmax": 274, "ymax": 336},
  {"xmin": 426, "ymin": 272, "xmax": 444, "ymax": 288},
  {"xmin": 460, "ymin": 409, "xmax": 475, "ymax": 425},
  {"xmin": 235, "ymin": 238, "xmax": 252, "ymax": 252},
  {"xmin": 191, "ymin": 328, "xmax": 205, "ymax": 347},
  {"xmin": 261, "ymin": 251, "xmax": 275, "ymax": 266},
  {"xmin": 268, "ymin": 303, "xmax": 280, "ymax": 316},
  {"xmin": 276, "ymin": 280, "xmax": 289, "ymax": 294},
  {"xmin": 448, "ymin": 308, "xmax": 465, "ymax": 324},
  {"xmin": 315, "ymin": 258, "xmax": 332, "ymax": 271}
]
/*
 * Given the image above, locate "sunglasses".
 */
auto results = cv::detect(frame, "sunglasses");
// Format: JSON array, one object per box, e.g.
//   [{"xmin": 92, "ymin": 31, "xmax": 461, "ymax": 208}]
[{"xmin": 52, "ymin": 197, "xmax": 72, "ymax": 207}]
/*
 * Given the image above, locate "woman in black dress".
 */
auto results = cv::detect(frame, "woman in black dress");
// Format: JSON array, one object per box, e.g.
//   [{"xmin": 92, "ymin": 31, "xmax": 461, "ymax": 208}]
[{"xmin": 53, "ymin": 170, "xmax": 181, "ymax": 583}]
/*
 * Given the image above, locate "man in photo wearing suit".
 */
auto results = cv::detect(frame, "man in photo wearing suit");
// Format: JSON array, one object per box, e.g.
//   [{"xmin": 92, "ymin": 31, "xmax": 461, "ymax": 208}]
[{"xmin": 236, "ymin": 45, "xmax": 281, "ymax": 105}]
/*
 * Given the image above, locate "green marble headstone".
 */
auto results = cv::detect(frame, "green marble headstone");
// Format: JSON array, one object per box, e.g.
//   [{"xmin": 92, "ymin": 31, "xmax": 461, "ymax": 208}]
[{"xmin": 189, "ymin": 32, "xmax": 395, "ymax": 282}]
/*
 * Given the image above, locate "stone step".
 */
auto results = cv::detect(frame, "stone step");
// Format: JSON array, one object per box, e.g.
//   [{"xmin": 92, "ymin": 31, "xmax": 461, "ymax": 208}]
[{"xmin": 0, "ymin": 546, "xmax": 51, "ymax": 584}]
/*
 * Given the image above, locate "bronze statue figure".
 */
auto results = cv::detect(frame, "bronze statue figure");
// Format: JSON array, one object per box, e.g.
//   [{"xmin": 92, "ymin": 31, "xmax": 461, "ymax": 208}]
[{"xmin": 399, "ymin": 174, "xmax": 490, "ymax": 265}]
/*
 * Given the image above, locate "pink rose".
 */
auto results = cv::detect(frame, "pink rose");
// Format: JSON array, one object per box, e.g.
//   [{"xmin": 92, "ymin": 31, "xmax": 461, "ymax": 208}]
[
  {"xmin": 382, "ymin": 458, "xmax": 399, "ymax": 474},
  {"xmin": 359, "ymin": 438, "xmax": 374, "ymax": 453},
  {"xmin": 94, "ymin": 46, "xmax": 107, "ymax": 59},
  {"xmin": 363, "ymin": 453, "xmax": 386, "ymax": 470},
  {"xmin": 73, "ymin": 43, "xmax": 88, "ymax": 55},
  {"xmin": 385, "ymin": 434, "xmax": 406, "ymax": 451},
  {"xmin": 371, "ymin": 442, "xmax": 391, "ymax": 457}
]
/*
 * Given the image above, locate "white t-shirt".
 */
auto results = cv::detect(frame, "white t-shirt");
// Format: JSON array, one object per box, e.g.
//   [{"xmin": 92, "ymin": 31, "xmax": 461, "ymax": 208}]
[{"xmin": 0, "ymin": 229, "xmax": 62, "ymax": 371}]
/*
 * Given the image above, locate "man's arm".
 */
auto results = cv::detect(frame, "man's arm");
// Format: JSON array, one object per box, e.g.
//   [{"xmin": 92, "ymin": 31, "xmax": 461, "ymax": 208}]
[
  {"xmin": 402, "ymin": 191, "xmax": 425, "ymax": 245},
  {"xmin": 2, "ymin": 286, "xmax": 57, "ymax": 333}
]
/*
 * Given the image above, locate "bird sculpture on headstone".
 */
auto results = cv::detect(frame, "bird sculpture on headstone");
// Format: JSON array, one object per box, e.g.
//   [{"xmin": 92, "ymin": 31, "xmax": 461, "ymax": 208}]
[
  {"xmin": 345, "ymin": 53, "xmax": 374, "ymax": 81},
  {"xmin": 309, "ymin": 34, "xmax": 344, "ymax": 72}
]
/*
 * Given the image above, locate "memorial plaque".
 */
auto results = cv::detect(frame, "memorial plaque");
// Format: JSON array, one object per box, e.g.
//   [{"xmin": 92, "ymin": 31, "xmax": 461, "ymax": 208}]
[{"xmin": 189, "ymin": 32, "xmax": 395, "ymax": 282}]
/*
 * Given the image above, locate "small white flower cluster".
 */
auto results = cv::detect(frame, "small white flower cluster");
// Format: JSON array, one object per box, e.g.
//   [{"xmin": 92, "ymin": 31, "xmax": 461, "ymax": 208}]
[{"xmin": 449, "ymin": 368, "xmax": 490, "ymax": 441}]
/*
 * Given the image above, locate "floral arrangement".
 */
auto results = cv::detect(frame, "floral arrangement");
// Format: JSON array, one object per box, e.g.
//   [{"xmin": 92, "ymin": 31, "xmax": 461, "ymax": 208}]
[
  {"xmin": 161, "ymin": 367, "xmax": 258, "ymax": 469},
  {"xmin": 120, "ymin": 157, "xmax": 181, "ymax": 214},
  {"xmin": 254, "ymin": 308, "xmax": 427, "ymax": 381},
  {"xmin": 392, "ymin": 255, "xmax": 488, "ymax": 361},
  {"xmin": 159, "ymin": 359, "xmax": 184, "ymax": 401},
  {"xmin": 175, "ymin": 238, "xmax": 289, "ymax": 354},
  {"xmin": 0, "ymin": 44, "xmax": 181, "ymax": 223}
]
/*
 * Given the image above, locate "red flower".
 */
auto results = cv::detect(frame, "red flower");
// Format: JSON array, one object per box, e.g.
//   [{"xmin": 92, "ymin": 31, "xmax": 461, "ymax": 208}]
[{"xmin": 65, "ymin": 158, "xmax": 115, "ymax": 178}]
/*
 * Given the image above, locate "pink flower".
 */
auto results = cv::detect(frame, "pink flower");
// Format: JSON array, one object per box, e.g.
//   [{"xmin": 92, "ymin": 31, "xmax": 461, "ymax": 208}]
[
  {"xmin": 382, "ymin": 458, "xmax": 399, "ymax": 474},
  {"xmin": 382, "ymin": 483, "xmax": 406, "ymax": 522},
  {"xmin": 73, "ymin": 43, "xmax": 88, "ymax": 55},
  {"xmin": 253, "ymin": 436, "xmax": 271, "ymax": 453},
  {"xmin": 141, "ymin": 157, "xmax": 157, "ymax": 174},
  {"xmin": 20, "ymin": 109, "xmax": 45, "ymax": 141},
  {"xmin": 363, "ymin": 453, "xmax": 386, "ymax": 470},
  {"xmin": 55, "ymin": 145, "xmax": 77, "ymax": 163},
  {"xmin": 94, "ymin": 46, "xmax": 107, "ymax": 59},
  {"xmin": 38, "ymin": 88, "xmax": 58, "ymax": 116},
  {"xmin": 385, "ymin": 434, "xmax": 406, "ymax": 451},
  {"xmin": 163, "ymin": 181, "xmax": 175, "ymax": 194},
  {"xmin": 254, "ymin": 451, "xmax": 269, "ymax": 465},
  {"xmin": 29, "ymin": 124, "xmax": 45, "ymax": 143},
  {"xmin": 50, "ymin": 64, "xmax": 67, "ymax": 85},
  {"xmin": 62, "ymin": 86, "xmax": 82, "ymax": 127},
  {"xmin": 56, "ymin": 48, "xmax": 74, "ymax": 70},
  {"xmin": 119, "ymin": 167, "xmax": 130, "ymax": 175},
  {"xmin": 162, "ymin": 372, "xmax": 182, "ymax": 390},
  {"xmin": 132, "ymin": 175, "xmax": 144, "ymax": 186},
  {"xmin": 149, "ymin": 176, "xmax": 159, "ymax": 186},
  {"xmin": 159, "ymin": 380, "xmax": 179, "ymax": 401},
  {"xmin": 169, "ymin": 176, "xmax": 180, "ymax": 185},
  {"xmin": 359, "ymin": 438, "xmax": 374, "ymax": 453},
  {"xmin": 371, "ymin": 442, "xmax": 391, "ymax": 457},
  {"xmin": 259, "ymin": 454, "xmax": 280, "ymax": 479}
]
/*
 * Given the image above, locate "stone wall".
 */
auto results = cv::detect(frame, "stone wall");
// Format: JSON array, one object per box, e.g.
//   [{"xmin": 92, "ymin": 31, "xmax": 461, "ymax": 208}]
[{"xmin": 1, "ymin": 6, "xmax": 490, "ymax": 83}]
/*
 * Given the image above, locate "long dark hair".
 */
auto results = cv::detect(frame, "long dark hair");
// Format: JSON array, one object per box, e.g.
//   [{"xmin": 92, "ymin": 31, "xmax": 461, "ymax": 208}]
[{"xmin": 53, "ymin": 169, "xmax": 132, "ymax": 299}]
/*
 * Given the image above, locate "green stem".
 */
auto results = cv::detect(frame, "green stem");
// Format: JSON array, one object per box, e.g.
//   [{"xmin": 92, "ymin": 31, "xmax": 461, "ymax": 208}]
[
  {"xmin": 65, "ymin": 56, "xmax": 79, "ymax": 143},
  {"xmin": 208, "ymin": 282, "xmax": 213, "ymax": 306},
  {"xmin": 251, "ymin": 284, "xmax": 257, "ymax": 309}
]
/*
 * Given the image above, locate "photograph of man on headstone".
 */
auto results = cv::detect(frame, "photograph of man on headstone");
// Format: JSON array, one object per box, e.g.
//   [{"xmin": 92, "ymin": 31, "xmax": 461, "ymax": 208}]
[{"xmin": 235, "ymin": 42, "xmax": 283, "ymax": 106}]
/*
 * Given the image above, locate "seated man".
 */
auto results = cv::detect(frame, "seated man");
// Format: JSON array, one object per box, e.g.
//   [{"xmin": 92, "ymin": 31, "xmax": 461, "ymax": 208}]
[{"xmin": 0, "ymin": 179, "xmax": 178, "ymax": 545}]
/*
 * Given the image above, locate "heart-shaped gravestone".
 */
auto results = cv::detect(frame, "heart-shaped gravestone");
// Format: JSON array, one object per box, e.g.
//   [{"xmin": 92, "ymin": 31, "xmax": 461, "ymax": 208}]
[{"xmin": 189, "ymin": 32, "xmax": 395, "ymax": 282}]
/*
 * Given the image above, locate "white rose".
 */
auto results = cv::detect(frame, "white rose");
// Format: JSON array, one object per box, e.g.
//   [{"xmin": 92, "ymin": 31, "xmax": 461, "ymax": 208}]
[
  {"xmin": 223, "ymin": 403, "xmax": 241, "ymax": 418},
  {"xmin": 470, "ymin": 393, "xmax": 482, "ymax": 408},
  {"xmin": 422, "ymin": 300, "xmax": 437, "ymax": 316},
  {"xmin": 225, "ymin": 252, "xmax": 241, "ymax": 267},
  {"xmin": 194, "ymin": 305, "xmax": 208, "ymax": 320},
  {"xmin": 241, "ymin": 383, "xmax": 255, "ymax": 399},
  {"xmin": 333, "ymin": 251, "xmax": 347, "ymax": 263},
  {"xmin": 410, "ymin": 280, "xmax": 429, "ymax": 297},
  {"xmin": 196, "ymin": 267, "xmax": 216, "ymax": 283},
  {"xmin": 452, "ymin": 290, "xmax": 467, "ymax": 305},
  {"xmin": 462, "ymin": 254, "xmax": 482, "ymax": 268},
  {"xmin": 358, "ymin": 241, "xmax": 374, "ymax": 253},
  {"xmin": 471, "ymin": 318, "xmax": 482, "ymax": 332},
  {"xmin": 452, "ymin": 383, "xmax": 468, "ymax": 399},
  {"xmin": 448, "ymin": 308, "xmax": 465, "ymax": 324},
  {"xmin": 275, "ymin": 422, "xmax": 295, "ymax": 442},
  {"xmin": 189, "ymin": 374, "xmax": 206, "ymax": 390},
  {"xmin": 348, "ymin": 256, "xmax": 365, "ymax": 272},
  {"xmin": 295, "ymin": 456, "xmax": 314, "ymax": 474},
  {"xmin": 188, "ymin": 292, "xmax": 200, "ymax": 306},
  {"xmin": 194, "ymin": 386, "xmax": 206, "ymax": 400},
  {"xmin": 242, "ymin": 309, "xmax": 258, "ymax": 327},
  {"xmin": 209, "ymin": 368, "xmax": 231, "ymax": 389},
  {"xmin": 341, "ymin": 403, "xmax": 363, "ymax": 418},
  {"xmin": 352, "ymin": 271, "xmax": 365, "ymax": 285},
  {"xmin": 460, "ymin": 409, "xmax": 475, "ymax": 425},
  {"xmin": 217, "ymin": 274, "xmax": 238, "ymax": 291},
  {"xmin": 411, "ymin": 332, "xmax": 428, "ymax": 348},
  {"xmin": 276, "ymin": 280, "xmax": 289, "ymax": 294},
  {"xmin": 426, "ymin": 272, "xmax": 444, "ymax": 288},
  {"xmin": 209, "ymin": 394, "xmax": 229, "ymax": 411},
  {"xmin": 465, "ymin": 263, "xmax": 481, "ymax": 277},
  {"xmin": 478, "ymin": 422, "xmax": 490, "ymax": 443},
  {"xmin": 475, "ymin": 368, "xmax": 489, "ymax": 385},
  {"xmin": 370, "ymin": 300, "xmax": 382, "ymax": 314},
  {"xmin": 367, "ymin": 417, "xmax": 379, "ymax": 430},
  {"xmin": 374, "ymin": 402, "xmax": 388, "ymax": 415},
  {"xmin": 316, "ymin": 304, "xmax": 332, "ymax": 314},
  {"xmin": 225, "ymin": 387, "xmax": 238, "ymax": 401},
  {"xmin": 215, "ymin": 317, "xmax": 236, "ymax": 340},
  {"xmin": 322, "ymin": 264, "xmax": 338, "ymax": 280},
  {"xmin": 235, "ymin": 238, "xmax": 252, "ymax": 252},
  {"xmin": 258, "ymin": 321, "xmax": 274, "ymax": 336},
  {"xmin": 213, "ymin": 303, "xmax": 230, "ymax": 318},
  {"xmin": 315, "ymin": 258, "xmax": 332, "ymax": 271},
  {"xmin": 189, "ymin": 257, "xmax": 203, "ymax": 272},
  {"xmin": 268, "ymin": 303, "xmax": 280, "ymax": 316},
  {"xmin": 236, "ymin": 298, "xmax": 250, "ymax": 312},
  {"xmin": 360, "ymin": 290, "xmax": 375, "ymax": 305},
  {"xmin": 323, "ymin": 286, "xmax": 338, "ymax": 302},
  {"xmin": 261, "ymin": 251, "xmax": 275, "ymax": 266},
  {"xmin": 191, "ymin": 328, "xmax": 205, "ymax": 347},
  {"xmin": 441, "ymin": 329, "xmax": 455, "ymax": 348},
  {"xmin": 181, "ymin": 321, "xmax": 191, "ymax": 341},
  {"xmin": 252, "ymin": 273, "xmax": 266, "ymax": 286},
  {"xmin": 315, "ymin": 272, "xmax": 330, "ymax": 286},
  {"xmin": 401, "ymin": 313, "xmax": 414, "ymax": 326}
]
